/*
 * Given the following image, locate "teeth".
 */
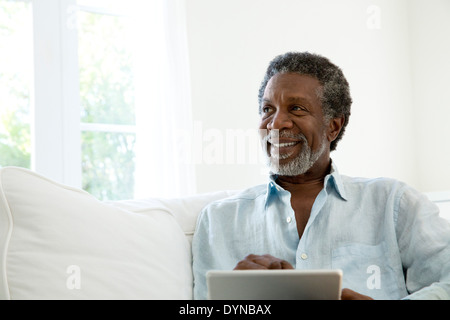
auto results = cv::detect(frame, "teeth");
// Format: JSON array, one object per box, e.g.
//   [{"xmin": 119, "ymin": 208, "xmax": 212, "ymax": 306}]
[{"xmin": 271, "ymin": 142, "xmax": 298, "ymax": 148}]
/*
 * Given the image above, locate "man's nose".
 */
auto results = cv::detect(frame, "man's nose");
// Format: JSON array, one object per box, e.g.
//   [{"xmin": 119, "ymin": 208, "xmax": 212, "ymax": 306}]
[{"xmin": 267, "ymin": 110, "xmax": 294, "ymax": 131}]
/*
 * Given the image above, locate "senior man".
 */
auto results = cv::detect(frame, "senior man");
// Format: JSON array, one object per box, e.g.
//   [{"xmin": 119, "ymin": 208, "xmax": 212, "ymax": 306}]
[{"xmin": 192, "ymin": 52, "xmax": 450, "ymax": 300}]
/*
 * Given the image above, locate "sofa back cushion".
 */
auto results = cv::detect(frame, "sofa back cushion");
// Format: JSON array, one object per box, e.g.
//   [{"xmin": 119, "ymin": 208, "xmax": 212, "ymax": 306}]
[
  {"xmin": 108, "ymin": 190, "xmax": 237, "ymax": 243},
  {"xmin": 0, "ymin": 167, "xmax": 198, "ymax": 299}
]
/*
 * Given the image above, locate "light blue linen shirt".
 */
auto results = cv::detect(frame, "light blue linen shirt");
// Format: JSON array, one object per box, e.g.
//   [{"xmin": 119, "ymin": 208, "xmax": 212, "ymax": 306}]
[{"xmin": 192, "ymin": 163, "xmax": 450, "ymax": 300}]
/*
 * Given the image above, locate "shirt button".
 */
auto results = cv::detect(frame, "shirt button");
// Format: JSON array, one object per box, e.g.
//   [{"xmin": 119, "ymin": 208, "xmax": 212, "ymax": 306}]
[
  {"xmin": 301, "ymin": 253, "xmax": 308, "ymax": 260},
  {"xmin": 286, "ymin": 217, "xmax": 292, "ymax": 223}
]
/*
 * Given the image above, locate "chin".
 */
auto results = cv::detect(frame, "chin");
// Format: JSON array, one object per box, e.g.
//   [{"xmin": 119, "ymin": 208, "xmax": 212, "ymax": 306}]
[
  {"xmin": 267, "ymin": 150, "xmax": 319, "ymax": 176},
  {"xmin": 267, "ymin": 159, "xmax": 307, "ymax": 176}
]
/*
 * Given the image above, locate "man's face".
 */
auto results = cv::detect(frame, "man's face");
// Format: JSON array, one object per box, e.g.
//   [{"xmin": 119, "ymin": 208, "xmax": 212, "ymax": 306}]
[{"xmin": 259, "ymin": 72, "xmax": 330, "ymax": 176}]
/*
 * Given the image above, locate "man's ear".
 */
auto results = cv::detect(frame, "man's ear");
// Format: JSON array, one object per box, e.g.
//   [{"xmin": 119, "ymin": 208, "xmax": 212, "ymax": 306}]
[{"xmin": 327, "ymin": 115, "xmax": 345, "ymax": 142}]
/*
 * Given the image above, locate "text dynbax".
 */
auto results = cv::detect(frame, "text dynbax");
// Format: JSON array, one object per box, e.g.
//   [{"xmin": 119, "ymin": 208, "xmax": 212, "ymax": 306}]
[{"xmin": 179, "ymin": 304, "xmax": 271, "ymax": 317}]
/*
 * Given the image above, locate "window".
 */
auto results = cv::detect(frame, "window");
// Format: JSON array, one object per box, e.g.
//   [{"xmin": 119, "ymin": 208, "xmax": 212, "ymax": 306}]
[
  {"xmin": 77, "ymin": 4, "xmax": 137, "ymax": 200},
  {"xmin": 1, "ymin": 0, "xmax": 195, "ymax": 200},
  {"xmin": 0, "ymin": 0, "xmax": 32, "ymax": 169}
]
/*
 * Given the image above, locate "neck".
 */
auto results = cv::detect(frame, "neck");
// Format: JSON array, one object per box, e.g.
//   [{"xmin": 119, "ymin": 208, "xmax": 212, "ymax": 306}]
[{"xmin": 276, "ymin": 157, "xmax": 332, "ymax": 192}]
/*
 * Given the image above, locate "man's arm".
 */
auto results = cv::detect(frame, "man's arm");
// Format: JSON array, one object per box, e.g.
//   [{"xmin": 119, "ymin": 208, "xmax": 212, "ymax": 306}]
[{"xmin": 396, "ymin": 186, "xmax": 450, "ymax": 299}]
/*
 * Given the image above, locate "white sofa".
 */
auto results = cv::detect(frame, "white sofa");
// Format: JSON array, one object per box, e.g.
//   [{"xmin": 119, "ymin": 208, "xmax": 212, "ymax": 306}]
[
  {"xmin": 1, "ymin": 166, "xmax": 449, "ymax": 300},
  {"xmin": 0, "ymin": 166, "xmax": 235, "ymax": 299}
]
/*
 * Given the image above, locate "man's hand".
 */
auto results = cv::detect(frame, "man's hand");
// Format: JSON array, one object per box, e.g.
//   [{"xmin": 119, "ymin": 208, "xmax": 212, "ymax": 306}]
[
  {"xmin": 234, "ymin": 254, "xmax": 373, "ymax": 300},
  {"xmin": 341, "ymin": 288, "xmax": 374, "ymax": 300},
  {"xmin": 234, "ymin": 254, "xmax": 294, "ymax": 270}
]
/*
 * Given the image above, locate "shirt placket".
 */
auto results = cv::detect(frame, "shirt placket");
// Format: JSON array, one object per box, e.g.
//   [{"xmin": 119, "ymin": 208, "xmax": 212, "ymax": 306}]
[{"xmin": 295, "ymin": 187, "xmax": 329, "ymax": 269}]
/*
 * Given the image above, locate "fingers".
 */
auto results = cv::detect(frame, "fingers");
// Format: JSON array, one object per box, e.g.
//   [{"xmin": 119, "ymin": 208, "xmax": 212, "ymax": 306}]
[
  {"xmin": 234, "ymin": 254, "xmax": 294, "ymax": 270},
  {"xmin": 341, "ymin": 288, "xmax": 374, "ymax": 300},
  {"xmin": 279, "ymin": 260, "xmax": 294, "ymax": 269},
  {"xmin": 233, "ymin": 259, "xmax": 267, "ymax": 270}
]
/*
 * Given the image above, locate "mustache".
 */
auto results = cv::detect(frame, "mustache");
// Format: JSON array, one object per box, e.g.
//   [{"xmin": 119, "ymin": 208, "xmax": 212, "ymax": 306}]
[{"xmin": 261, "ymin": 130, "xmax": 307, "ymax": 143}]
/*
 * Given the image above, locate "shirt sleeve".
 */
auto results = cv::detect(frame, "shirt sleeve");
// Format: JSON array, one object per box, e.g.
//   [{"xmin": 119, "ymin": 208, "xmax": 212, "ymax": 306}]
[
  {"xmin": 192, "ymin": 208, "xmax": 210, "ymax": 300},
  {"xmin": 395, "ymin": 186, "xmax": 450, "ymax": 299},
  {"xmin": 192, "ymin": 206, "xmax": 231, "ymax": 300}
]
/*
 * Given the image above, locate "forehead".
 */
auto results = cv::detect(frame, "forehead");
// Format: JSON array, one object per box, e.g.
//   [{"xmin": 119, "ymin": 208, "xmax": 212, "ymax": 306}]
[{"xmin": 263, "ymin": 72, "xmax": 322, "ymax": 103}]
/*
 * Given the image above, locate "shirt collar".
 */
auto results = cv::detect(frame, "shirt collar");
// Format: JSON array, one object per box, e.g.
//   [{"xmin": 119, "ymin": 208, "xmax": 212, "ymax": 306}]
[
  {"xmin": 326, "ymin": 161, "xmax": 347, "ymax": 201},
  {"xmin": 265, "ymin": 160, "xmax": 348, "ymax": 206}
]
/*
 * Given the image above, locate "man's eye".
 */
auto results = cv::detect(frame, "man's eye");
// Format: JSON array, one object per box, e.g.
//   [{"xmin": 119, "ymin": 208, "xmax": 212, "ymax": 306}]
[
  {"xmin": 292, "ymin": 105, "xmax": 306, "ymax": 111},
  {"xmin": 262, "ymin": 106, "xmax": 272, "ymax": 113}
]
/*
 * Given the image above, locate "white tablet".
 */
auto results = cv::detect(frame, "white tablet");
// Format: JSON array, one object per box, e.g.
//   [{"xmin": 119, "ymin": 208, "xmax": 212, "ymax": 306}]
[{"xmin": 206, "ymin": 269, "xmax": 343, "ymax": 300}]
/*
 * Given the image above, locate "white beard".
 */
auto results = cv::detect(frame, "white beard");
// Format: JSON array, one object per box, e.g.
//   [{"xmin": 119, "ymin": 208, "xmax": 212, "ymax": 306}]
[{"xmin": 263, "ymin": 131, "xmax": 327, "ymax": 176}]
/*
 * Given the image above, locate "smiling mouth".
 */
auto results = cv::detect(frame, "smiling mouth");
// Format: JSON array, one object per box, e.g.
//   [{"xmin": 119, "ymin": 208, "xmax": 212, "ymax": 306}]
[
  {"xmin": 270, "ymin": 141, "xmax": 300, "ymax": 148},
  {"xmin": 262, "ymin": 131, "xmax": 306, "ymax": 159},
  {"xmin": 268, "ymin": 140, "xmax": 302, "ymax": 159}
]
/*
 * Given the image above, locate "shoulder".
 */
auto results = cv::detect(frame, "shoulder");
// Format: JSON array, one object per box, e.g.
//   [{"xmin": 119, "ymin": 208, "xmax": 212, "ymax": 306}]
[
  {"xmin": 205, "ymin": 184, "xmax": 267, "ymax": 208},
  {"xmin": 342, "ymin": 174, "xmax": 402, "ymax": 187},
  {"xmin": 341, "ymin": 174, "xmax": 409, "ymax": 195},
  {"xmin": 197, "ymin": 184, "xmax": 267, "ymax": 221},
  {"xmin": 341, "ymin": 174, "xmax": 436, "ymax": 217}
]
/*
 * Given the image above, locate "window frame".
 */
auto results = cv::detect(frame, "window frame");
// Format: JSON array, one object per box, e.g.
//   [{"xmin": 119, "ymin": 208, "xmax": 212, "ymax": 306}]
[
  {"xmin": 11, "ymin": 0, "xmax": 195, "ymax": 199},
  {"xmin": 32, "ymin": 0, "xmax": 81, "ymax": 187},
  {"xmin": 31, "ymin": 0, "xmax": 137, "ymax": 189}
]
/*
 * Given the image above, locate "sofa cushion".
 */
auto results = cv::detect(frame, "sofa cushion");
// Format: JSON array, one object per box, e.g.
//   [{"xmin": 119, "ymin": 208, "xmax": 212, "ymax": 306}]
[
  {"xmin": 0, "ymin": 167, "xmax": 192, "ymax": 299},
  {"xmin": 109, "ymin": 190, "xmax": 237, "ymax": 243}
]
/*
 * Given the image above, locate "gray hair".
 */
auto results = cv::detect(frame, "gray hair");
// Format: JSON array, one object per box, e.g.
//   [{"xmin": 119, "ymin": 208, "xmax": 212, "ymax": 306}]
[{"xmin": 258, "ymin": 52, "xmax": 352, "ymax": 151}]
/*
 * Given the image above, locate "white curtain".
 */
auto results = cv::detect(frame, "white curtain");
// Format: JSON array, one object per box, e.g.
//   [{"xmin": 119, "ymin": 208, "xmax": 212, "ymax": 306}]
[{"xmin": 132, "ymin": 0, "xmax": 196, "ymax": 198}]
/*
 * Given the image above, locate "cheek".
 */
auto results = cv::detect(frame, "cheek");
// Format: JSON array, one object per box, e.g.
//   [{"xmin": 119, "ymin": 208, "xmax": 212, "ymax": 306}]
[
  {"xmin": 295, "ymin": 120, "xmax": 326, "ymax": 144},
  {"xmin": 259, "ymin": 116, "xmax": 269, "ymax": 128},
  {"xmin": 258, "ymin": 125, "xmax": 269, "ymax": 143},
  {"xmin": 311, "ymin": 128, "xmax": 330, "ymax": 149},
  {"xmin": 259, "ymin": 119, "xmax": 270, "ymax": 135}
]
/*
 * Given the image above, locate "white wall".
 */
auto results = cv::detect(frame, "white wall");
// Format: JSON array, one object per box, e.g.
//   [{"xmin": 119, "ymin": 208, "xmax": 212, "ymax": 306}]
[
  {"xmin": 186, "ymin": 0, "xmax": 450, "ymax": 194},
  {"xmin": 408, "ymin": 0, "xmax": 450, "ymax": 192}
]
